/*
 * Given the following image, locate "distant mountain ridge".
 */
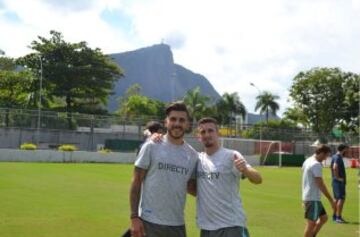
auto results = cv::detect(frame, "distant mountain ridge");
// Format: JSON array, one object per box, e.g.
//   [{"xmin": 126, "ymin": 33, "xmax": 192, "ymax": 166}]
[{"xmin": 108, "ymin": 44, "xmax": 221, "ymax": 111}]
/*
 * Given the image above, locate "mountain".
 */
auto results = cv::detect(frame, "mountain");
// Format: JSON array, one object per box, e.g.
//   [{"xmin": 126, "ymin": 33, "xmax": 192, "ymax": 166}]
[
  {"xmin": 108, "ymin": 44, "xmax": 221, "ymax": 112},
  {"xmin": 245, "ymin": 113, "xmax": 281, "ymax": 125}
]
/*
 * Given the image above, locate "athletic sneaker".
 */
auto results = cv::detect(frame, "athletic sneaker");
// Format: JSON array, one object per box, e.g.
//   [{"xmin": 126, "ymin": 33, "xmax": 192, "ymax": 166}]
[
  {"xmin": 335, "ymin": 217, "xmax": 346, "ymax": 223},
  {"xmin": 332, "ymin": 214, "xmax": 336, "ymax": 221}
]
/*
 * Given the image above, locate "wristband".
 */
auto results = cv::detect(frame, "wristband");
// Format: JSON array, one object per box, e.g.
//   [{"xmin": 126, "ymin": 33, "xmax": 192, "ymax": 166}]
[{"xmin": 130, "ymin": 213, "xmax": 139, "ymax": 219}]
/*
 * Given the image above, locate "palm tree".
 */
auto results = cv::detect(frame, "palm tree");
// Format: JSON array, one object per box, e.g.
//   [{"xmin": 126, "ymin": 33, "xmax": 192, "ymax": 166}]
[
  {"xmin": 183, "ymin": 86, "xmax": 210, "ymax": 123},
  {"xmin": 216, "ymin": 92, "xmax": 247, "ymax": 125},
  {"xmin": 255, "ymin": 91, "xmax": 280, "ymax": 123}
]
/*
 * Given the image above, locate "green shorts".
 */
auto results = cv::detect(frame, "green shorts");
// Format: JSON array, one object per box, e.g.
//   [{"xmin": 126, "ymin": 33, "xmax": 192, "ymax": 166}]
[
  {"xmin": 201, "ymin": 226, "xmax": 250, "ymax": 237},
  {"xmin": 143, "ymin": 220, "xmax": 186, "ymax": 237},
  {"xmin": 304, "ymin": 201, "xmax": 327, "ymax": 221}
]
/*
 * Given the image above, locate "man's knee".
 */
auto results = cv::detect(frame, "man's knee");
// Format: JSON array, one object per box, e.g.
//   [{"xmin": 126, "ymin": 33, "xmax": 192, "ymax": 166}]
[
  {"xmin": 319, "ymin": 214, "xmax": 328, "ymax": 224},
  {"xmin": 306, "ymin": 220, "xmax": 316, "ymax": 229}
]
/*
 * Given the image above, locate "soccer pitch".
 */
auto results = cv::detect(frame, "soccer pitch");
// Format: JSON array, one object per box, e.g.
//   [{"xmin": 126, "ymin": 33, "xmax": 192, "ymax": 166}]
[{"xmin": 0, "ymin": 162, "xmax": 358, "ymax": 237}]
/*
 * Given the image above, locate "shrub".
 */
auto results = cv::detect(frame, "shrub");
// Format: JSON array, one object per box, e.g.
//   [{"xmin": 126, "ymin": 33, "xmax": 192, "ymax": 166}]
[
  {"xmin": 20, "ymin": 143, "xmax": 37, "ymax": 150},
  {"xmin": 98, "ymin": 148, "xmax": 112, "ymax": 154},
  {"xmin": 58, "ymin": 144, "xmax": 78, "ymax": 152}
]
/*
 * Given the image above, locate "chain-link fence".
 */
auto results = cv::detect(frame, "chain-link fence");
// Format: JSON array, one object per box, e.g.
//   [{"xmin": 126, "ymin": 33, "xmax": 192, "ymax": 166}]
[
  {"xmin": 0, "ymin": 108, "xmax": 358, "ymax": 154},
  {"xmin": 0, "ymin": 108, "xmax": 156, "ymax": 151}
]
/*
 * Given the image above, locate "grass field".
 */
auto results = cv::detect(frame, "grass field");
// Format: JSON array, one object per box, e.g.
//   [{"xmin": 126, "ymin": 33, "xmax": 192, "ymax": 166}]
[{"xmin": 0, "ymin": 162, "xmax": 358, "ymax": 237}]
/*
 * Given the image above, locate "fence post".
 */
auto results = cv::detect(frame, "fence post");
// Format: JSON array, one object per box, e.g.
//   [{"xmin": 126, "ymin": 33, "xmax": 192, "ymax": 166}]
[
  {"xmin": 90, "ymin": 115, "xmax": 95, "ymax": 151},
  {"xmin": 279, "ymin": 142, "xmax": 282, "ymax": 168}
]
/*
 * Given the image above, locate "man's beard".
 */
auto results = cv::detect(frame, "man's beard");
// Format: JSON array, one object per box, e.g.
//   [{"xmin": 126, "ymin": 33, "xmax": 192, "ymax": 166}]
[
  {"xmin": 203, "ymin": 140, "xmax": 214, "ymax": 148},
  {"xmin": 168, "ymin": 127, "xmax": 185, "ymax": 139}
]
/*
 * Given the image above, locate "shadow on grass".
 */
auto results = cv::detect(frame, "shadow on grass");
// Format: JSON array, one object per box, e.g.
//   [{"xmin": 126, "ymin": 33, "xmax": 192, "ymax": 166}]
[
  {"xmin": 342, "ymin": 221, "xmax": 360, "ymax": 225},
  {"xmin": 330, "ymin": 219, "xmax": 359, "ymax": 225}
]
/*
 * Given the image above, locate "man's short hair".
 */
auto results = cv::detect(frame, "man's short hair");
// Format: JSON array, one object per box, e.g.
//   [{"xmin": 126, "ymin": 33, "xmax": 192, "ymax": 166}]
[
  {"xmin": 165, "ymin": 101, "xmax": 189, "ymax": 118},
  {"xmin": 337, "ymin": 144, "xmax": 349, "ymax": 152},
  {"xmin": 315, "ymin": 144, "xmax": 331, "ymax": 155},
  {"xmin": 197, "ymin": 117, "xmax": 218, "ymax": 127},
  {"xmin": 145, "ymin": 121, "xmax": 163, "ymax": 134}
]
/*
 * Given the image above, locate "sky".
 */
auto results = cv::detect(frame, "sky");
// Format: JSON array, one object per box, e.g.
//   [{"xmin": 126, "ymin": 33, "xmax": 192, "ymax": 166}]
[{"xmin": 1, "ymin": 0, "xmax": 360, "ymax": 114}]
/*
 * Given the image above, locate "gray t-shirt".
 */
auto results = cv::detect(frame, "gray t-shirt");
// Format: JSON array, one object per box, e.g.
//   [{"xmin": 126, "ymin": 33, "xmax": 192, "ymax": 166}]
[
  {"xmin": 135, "ymin": 135, "xmax": 198, "ymax": 226},
  {"xmin": 196, "ymin": 147, "xmax": 251, "ymax": 230},
  {"xmin": 302, "ymin": 155, "xmax": 322, "ymax": 201}
]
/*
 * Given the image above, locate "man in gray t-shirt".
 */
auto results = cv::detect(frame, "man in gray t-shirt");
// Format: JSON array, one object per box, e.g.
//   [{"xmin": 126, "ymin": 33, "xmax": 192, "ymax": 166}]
[
  {"xmin": 188, "ymin": 117, "xmax": 262, "ymax": 237},
  {"xmin": 301, "ymin": 144, "xmax": 335, "ymax": 237},
  {"xmin": 129, "ymin": 102, "xmax": 198, "ymax": 237}
]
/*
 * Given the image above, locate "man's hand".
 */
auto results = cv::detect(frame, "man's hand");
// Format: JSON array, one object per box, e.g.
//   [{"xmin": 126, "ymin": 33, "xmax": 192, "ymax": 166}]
[
  {"xmin": 150, "ymin": 133, "xmax": 163, "ymax": 143},
  {"xmin": 233, "ymin": 153, "xmax": 262, "ymax": 184},
  {"xmin": 131, "ymin": 217, "xmax": 145, "ymax": 237},
  {"xmin": 233, "ymin": 154, "xmax": 248, "ymax": 172}
]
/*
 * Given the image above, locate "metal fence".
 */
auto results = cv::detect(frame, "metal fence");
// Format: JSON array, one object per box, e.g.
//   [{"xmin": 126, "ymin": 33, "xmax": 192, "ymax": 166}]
[
  {"xmin": 0, "ymin": 108, "xmax": 151, "ymax": 151},
  {"xmin": 0, "ymin": 108, "xmax": 358, "ymax": 152}
]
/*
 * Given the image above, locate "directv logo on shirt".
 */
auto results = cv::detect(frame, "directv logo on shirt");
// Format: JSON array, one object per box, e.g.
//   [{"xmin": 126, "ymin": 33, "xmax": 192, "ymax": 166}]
[
  {"xmin": 158, "ymin": 162, "xmax": 189, "ymax": 175},
  {"xmin": 197, "ymin": 171, "xmax": 220, "ymax": 180}
]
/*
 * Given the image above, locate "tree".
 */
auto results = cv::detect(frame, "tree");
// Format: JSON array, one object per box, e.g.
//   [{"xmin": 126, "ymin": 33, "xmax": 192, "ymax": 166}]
[
  {"xmin": 290, "ymin": 67, "xmax": 359, "ymax": 135},
  {"xmin": 17, "ymin": 30, "xmax": 123, "ymax": 128},
  {"xmin": 216, "ymin": 92, "xmax": 246, "ymax": 125},
  {"xmin": 0, "ymin": 57, "xmax": 33, "ymax": 126},
  {"xmin": 183, "ymin": 86, "xmax": 210, "ymax": 123},
  {"xmin": 117, "ymin": 84, "xmax": 165, "ymax": 121},
  {"xmin": 255, "ymin": 91, "xmax": 280, "ymax": 123},
  {"xmin": 283, "ymin": 106, "xmax": 309, "ymax": 128},
  {"xmin": 120, "ymin": 95, "xmax": 157, "ymax": 118},
  {"xmin": 339, "ymin": 74, "xmax": 360, "ymax": 133},
  {"xmin": 242, "ymin": 119, "xmax": 300, "ymax": 141},
  {"xmin": 0, "ymin": 56, "xmax": 16, "ymax": 70},
  {"xmin": 151, "ymin": 99, "xmax": 166, "ymax": 120}
]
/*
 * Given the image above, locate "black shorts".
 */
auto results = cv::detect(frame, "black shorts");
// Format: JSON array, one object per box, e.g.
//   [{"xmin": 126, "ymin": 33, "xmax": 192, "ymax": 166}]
[
  {"xmin": 304, "ymin": 201, "xmax": 327, "ymax": 221},
  {"xmin": 201, "ymin": 226, "xmax": 250, "ymax": 237},
  {"xmin": 143, "ymin": 220, "xmax": 186, "ymax": 237},
  {"xmin": 332, "ymin": 180, "xmax": 346, "ymax": 200}
]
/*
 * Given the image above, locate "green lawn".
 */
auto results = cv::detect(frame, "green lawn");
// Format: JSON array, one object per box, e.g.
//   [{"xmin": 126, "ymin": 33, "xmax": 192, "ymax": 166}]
[{"xmin": 0, "ymin": 162, "xmax": 358, "ymax": 237}]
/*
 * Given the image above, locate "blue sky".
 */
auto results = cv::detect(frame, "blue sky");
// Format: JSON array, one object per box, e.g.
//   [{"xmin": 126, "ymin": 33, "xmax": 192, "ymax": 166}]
[{"xmin": 1, "ymin": 0, "xmax": 359, "ymax": 114}]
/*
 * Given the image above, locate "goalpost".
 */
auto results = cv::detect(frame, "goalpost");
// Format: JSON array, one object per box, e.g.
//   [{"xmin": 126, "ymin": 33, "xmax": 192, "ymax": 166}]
[{"xmin": 219, "ymin": 137, "xmax": 283, "ymax": 167}]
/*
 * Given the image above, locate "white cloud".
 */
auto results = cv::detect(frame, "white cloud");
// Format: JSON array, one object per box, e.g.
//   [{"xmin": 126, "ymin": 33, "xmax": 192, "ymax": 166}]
[
  {"xmin": 123, "ymin": 0, "xmax": 360, "ymax": 112},
  {"xmin": 0, "ymin": 0, "xmax": 131, "ymax": 56},
  {"xmin": 1, "ymin": 0, "xmax": 359, "ymax": 115}
]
